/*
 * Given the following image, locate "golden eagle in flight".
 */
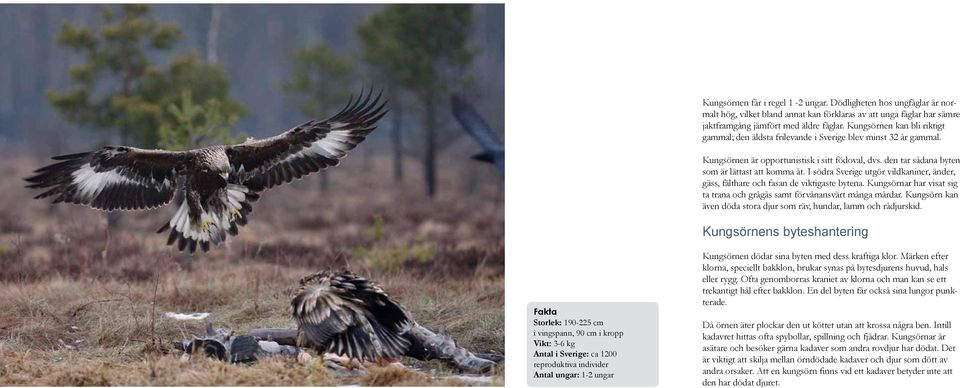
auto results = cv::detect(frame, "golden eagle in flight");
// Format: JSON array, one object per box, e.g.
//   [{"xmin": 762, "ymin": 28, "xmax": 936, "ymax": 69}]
[
  {"xmin": 25, "ymin": 89, "xmax": 386, "ymax": 253},
  {"xmin": 291, "ymin": 270, "xmax": 413, "ymax": 363}
]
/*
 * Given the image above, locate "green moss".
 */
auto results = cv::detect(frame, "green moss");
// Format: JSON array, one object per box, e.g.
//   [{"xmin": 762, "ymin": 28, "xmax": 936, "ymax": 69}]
[{"xmin": 353, "ymin": 242, "xmax": 436, "ymax": 271}]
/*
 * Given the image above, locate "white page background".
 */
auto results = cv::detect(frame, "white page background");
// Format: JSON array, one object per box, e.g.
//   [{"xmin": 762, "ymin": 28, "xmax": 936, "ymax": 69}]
[{"xmin": 506, "ymin": 1, "xmax": 960, "ymax": 387}]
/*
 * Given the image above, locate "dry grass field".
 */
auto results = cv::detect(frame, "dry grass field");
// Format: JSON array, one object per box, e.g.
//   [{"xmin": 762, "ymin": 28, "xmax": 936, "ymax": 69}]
[{"xmin": 0, "ymin": 153, "xmax": 504, "ymax": 386}]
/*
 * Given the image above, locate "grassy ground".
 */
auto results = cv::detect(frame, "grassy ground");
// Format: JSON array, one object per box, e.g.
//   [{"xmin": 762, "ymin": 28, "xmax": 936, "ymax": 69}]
[{"xmin": 0, "ymin": 154, "xmax": 504, "ymax": 386}]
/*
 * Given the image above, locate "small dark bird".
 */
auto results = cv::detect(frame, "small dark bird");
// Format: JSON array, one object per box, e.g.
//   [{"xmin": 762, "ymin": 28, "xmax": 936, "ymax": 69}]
[
  {"xmin": 25, "ymin": 89, "xmax": 386, "ymax": 253},
  {"xmin": 451, "ymin": 95, "xmax": 504, "ymax": 172},
  {"xmin": 291, "ymin": 270, "xmax": 413, "ymax": 363}
]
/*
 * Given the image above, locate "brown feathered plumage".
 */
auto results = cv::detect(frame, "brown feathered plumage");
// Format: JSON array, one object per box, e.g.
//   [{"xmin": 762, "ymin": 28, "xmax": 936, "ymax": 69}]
[
  {"xmin": 291, "ymin": 271, "xmax": 412, "ymax": 362},
  {"xmin": 25, "ymin": 89, "xmax": 386, "ymax": 253}
]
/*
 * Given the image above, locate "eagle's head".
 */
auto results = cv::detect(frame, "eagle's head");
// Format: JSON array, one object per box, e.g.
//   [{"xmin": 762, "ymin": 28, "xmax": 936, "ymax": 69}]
[
  {"xmin": 197, "ymin": 148, "xmax": 232, "ymax": 180},
  {"xmin": 213, "ymin": 152, "xmax": 231, "ymax": 180},
  {"xmin": 299, "ymin": 270, "xmax": 334, "ymax": 286}
]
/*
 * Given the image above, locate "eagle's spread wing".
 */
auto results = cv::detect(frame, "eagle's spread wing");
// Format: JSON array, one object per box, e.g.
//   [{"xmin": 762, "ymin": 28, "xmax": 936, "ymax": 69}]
[
  {"xmin": 25, "ymin": 146, "xmax": 187, "ymax": 211},
  {"xmin": 226, "ymin": 89, "xmax": 387, "ymax": 191},
  {"xmin": 292, "ymin": 272, "xmax": 411, "ymax": 362}
]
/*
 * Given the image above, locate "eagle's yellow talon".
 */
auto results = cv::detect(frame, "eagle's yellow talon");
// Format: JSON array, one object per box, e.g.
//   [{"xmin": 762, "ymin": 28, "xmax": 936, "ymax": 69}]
[
  {"xmin": 201, "ymin": 220, "xmax": 212, "ymax": 231},
  {"xmin": 230, "ymin": 208, "xmax": 241, "ymax": 219}
]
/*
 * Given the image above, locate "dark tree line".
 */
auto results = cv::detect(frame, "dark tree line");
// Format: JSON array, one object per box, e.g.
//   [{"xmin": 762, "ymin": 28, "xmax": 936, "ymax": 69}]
[{"xmin": 0, "ymin": 4, "xmax": 504, "ymax": 197}]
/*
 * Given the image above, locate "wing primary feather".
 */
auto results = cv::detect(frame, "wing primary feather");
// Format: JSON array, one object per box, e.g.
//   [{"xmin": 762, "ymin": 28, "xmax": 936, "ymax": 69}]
[{"xmin": 51, "ymin": 152, "xmax": 91, "ymax": 161}]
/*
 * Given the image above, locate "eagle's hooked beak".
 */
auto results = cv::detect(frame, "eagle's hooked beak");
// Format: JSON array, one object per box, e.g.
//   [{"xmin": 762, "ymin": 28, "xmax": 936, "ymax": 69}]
[{"xmin": 219, "ymin": 171, "xmax": 229, "ymax": 180}]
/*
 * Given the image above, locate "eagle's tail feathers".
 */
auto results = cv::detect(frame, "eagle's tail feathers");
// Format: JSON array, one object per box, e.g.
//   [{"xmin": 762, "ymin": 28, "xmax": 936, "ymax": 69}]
[
  {"xmin": 166, "ymin": 228, "xmax": 178, "ymax": 245},
  {"xmin": 177, "ymin": 234, "xmax": 188, "ymax": 251},
  {"xmin": 162, "ymin": 185, "xmax": 255, "ymax": 253}
]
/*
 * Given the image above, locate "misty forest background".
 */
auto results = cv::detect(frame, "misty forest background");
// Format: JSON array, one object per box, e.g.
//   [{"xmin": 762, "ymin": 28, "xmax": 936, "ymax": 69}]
[{"xmin": 0, "ymin": 3, "xmax": 504, "ymax": 197}]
